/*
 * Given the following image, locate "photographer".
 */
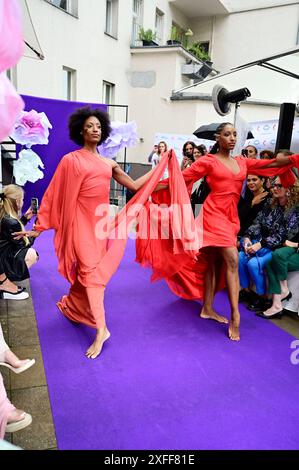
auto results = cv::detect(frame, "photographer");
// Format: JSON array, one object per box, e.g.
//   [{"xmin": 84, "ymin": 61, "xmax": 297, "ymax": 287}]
[{"xmin": 0, "ymin": 185, "xmax": 38, "ymax": 300}]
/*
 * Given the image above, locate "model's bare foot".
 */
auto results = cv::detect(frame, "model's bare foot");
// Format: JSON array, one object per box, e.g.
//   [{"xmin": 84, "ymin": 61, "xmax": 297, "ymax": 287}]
[
  {"xmin": 228, "ymin": 321, "xmax": 240, "ymax": 341},
  {"xmin": 262, "ymin": 305, "xmax": 282, "ymax": 316},
  {"xmin": 200, "ymin": 308, "xmax": 229, "ymax": 324},
  {"xmin": 85, "ymin": 328, "xmax": 111, "ymax": 359}
]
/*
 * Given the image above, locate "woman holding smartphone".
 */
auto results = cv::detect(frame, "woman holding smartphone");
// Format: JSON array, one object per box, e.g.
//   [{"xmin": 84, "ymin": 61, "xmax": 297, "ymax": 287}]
[{"xmin": 0, "ymin": 184, "xmax": 38, "ymax": 300}]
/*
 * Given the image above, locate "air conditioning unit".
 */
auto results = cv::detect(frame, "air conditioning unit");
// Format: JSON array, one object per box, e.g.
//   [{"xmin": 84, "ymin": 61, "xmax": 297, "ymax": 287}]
[{"xmin": 181, "ymin": 62, "xmax": 212, "ymax": 81}]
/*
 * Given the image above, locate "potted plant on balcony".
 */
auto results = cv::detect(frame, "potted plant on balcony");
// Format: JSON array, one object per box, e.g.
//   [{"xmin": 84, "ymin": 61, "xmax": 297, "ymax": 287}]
[
  {"xmin": 188, "ymin": 41, "xmax": 212, "ymax": 64},
  {"xmin": 167, "ymin": 25, "xmax": 182, "ymax": 45},
  {"xmin": 138, "ymin": 28, "xmax": 158, "ymax": 46}
]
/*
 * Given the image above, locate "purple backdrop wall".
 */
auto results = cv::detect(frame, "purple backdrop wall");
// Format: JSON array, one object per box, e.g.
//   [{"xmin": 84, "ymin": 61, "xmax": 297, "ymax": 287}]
[{"xmin": 19, "ymin": 95, "xmax": 107, "ymax": 209}]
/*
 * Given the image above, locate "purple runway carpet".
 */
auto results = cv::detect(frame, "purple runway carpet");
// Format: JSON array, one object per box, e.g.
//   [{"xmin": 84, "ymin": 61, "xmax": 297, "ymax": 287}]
[{"xmin": 30, "ymin": 231, "xmax": 299, "ymax": 450}]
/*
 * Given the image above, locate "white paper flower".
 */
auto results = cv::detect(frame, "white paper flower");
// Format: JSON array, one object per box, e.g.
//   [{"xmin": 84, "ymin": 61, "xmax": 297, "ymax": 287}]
[
  {"xmin": 99, "ymin": 121, "xmax": 138, "ymax": 158},
  {"xmin": 13, "ymin": 149, "xmax": 45, "ymax": 186}
]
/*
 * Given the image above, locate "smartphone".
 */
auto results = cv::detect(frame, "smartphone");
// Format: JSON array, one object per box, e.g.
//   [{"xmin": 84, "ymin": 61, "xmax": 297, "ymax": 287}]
[
  {"xmin": 241, "ymin": 149, "xmax": 248, "ymax": 157},
  {"xmin": 31, "ymin": 197, "xmax": 39, "ymax": 215}
]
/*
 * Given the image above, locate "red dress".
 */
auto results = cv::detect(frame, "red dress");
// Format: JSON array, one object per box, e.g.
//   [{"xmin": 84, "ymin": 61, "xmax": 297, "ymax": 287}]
[{"xmin": 136, "ymin": 153, "xmax": 299, "ymax": 301}]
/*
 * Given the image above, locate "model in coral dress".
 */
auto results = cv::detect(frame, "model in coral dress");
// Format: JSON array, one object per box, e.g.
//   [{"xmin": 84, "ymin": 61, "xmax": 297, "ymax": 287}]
[{"xmin": 13, "ymin": 108, "xmax": 170, "ymax": 359}]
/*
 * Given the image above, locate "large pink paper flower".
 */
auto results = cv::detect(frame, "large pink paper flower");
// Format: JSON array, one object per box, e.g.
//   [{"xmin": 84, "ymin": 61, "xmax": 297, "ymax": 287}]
[
  {"xmin": 11, "ymin": 109, "xmax": 52, "ymax": 147},
  {"xmin": 0, "ymin": 0, "xmax": 24, "ymax": 72},
  {"xmin": 0, "ymin": 73, "xmax": 24, "ymax": 142}
]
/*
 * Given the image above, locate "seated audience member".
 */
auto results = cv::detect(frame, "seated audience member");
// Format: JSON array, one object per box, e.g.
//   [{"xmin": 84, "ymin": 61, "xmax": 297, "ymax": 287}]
[
  {"xmin": 245, "ymin": 145, "xmax": 258, "ymax": 159},
  {"xmin": 0, "ymin": 372, "xmax": 32, "ymax": 437},
  {"xmin": 238, "ymin": 174, "xmax": 269, "ymax": 238},
  {"xmin": 0, "ymin": 185, "xmax": 38, "ymax": 300},
  {"xmin": 257, "ymin": 180, "xmax": 299, "ymax": 319},
  {"xmin": 260, "ymin": 149, "xmax": 274, "ymax": 160},
  {"xmin": 238, "ymin": 177, "xmax": 289, "ymax": 311}
]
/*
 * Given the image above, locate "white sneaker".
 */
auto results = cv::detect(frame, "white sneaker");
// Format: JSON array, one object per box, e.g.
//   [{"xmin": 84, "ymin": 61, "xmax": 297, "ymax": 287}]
[{"xmin": 0, "ymin": 290, "xmax": 29, "ymax": 300}]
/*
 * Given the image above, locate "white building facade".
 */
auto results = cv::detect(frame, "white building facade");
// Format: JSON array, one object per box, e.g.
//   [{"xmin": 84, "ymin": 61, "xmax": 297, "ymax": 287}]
[{"xmin": 12, "ymin": 0, "xmax": 299, "ymax": 161}]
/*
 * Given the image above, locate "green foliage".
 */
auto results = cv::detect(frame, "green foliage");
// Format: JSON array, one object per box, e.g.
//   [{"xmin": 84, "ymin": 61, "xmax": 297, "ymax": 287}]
[
  {"xmin": 138, "ymin": 28, "xmax": 156, "ymax": 41},
  {"xmin": 170, "ymin": 25, "xmax": 181, "ymax": 42},
  {"xmin": 188, "ymin": 42, "xmax": 210, "ymax": 61}
]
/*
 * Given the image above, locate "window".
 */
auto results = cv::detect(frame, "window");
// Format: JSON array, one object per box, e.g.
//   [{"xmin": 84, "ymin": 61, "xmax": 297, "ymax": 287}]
[
  {"xmin": 200, "ymin": 42, "xmax": 210, "ymax": 55},
  {"xmin": 155, "ymin": 9, "xmax": 164, "ymax": 45},
  {"xmin": 131, "ymin": 0, "xmax": 143, "ymax": 46},
  {"xmin": 62, "ymin": 67, "xmax": 76, "ymax": 101},
  {"xmin": 103, "ymin": 81, "xmax": 115, "ymax": 119},
  {"xmin": 171, "ymin": 22, "xmax": 185, "ymax": 45},
  {"xmin": 102, "ymin": 81, "xmax": 115, "ymax": 105},
  {"xmin": 47, "ymin": 0, "xmax": 78, "ymax": 16},
  {"xmin": 105, "ymin": 0, "xmax": 119, "ymax": 38}
]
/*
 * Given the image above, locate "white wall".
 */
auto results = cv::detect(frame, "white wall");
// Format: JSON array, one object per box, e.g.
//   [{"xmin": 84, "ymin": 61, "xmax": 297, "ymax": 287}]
[
  {"xmin": 14, "ymin": 0, "xmax": 299, "ymax": 165},
  {"xmin": 127, "ymin": 45, "xmax": 283, "ymax": 163},
  {"xmin": 18, "ymin": 0, "xmax": 133, "ymax": 119},
  {"xmin": 212, "ymin": 4, "xmax": 299, "ymax": 70}
]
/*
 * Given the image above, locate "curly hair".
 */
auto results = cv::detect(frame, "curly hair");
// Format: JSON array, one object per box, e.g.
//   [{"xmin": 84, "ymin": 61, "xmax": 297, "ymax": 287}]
[
  {"xmin": 270, "ymin": 178, "xmax": 299, "ymax": 210},
  {"xmin": 68, "ymin": 106, "xmax": 111, "ymax": 146}
]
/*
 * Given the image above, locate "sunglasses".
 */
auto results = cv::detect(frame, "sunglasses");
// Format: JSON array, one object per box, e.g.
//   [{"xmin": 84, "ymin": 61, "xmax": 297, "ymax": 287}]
[{"xmin": 271, "ymin": 183, "xmax": 283, "ymax": 189}]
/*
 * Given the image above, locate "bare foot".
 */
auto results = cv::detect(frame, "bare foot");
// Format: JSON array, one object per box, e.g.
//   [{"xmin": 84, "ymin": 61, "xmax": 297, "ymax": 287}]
[
  {"xmin": 228, "ymin": 321, "xmax": 240, "ymax": 341},
  {"xmin": 200, "ymin": 308, "xmax": 229, "ymax": 324},
  {"xmin": 85, "ymin": 328, "xmax": 111, "ymax": 359}
]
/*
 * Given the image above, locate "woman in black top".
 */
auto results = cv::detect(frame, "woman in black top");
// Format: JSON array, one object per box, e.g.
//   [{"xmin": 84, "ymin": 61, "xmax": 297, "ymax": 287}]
[
  {"xmin": 0, "ymin": 185, "xmax": 38, "ymax": 300},
  {"xmin": 238, "ymin": 174, "xmax": 269, "ymax": 238}
]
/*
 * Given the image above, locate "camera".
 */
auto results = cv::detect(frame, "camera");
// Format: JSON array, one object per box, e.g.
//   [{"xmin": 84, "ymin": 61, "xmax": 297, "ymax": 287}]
[
  {"xmin": 31, "ymin": 197, "xmax": 39, "ymax": 215},
  {"xmin": 241, "ymin": 149, "xmax": 248, "ymax": 157}
]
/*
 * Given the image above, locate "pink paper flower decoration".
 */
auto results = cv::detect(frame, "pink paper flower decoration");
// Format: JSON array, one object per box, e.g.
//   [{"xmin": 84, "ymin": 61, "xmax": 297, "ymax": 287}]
[
  {"xmin": 11, "ymin": 110, "xmax": 52, "ymax": 147},
  {"xmin": 0, "ymin": 0, "xmax": 24, "ymax": 72},
  {"xmin": 0, "ymin": 73, "xmax": 24, "ymax": 142}
]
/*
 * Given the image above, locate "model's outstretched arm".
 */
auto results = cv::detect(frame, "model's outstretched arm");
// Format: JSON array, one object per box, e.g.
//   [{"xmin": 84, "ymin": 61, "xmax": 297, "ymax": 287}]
[
  {"xmin": 264, "ymin": 153, "xmax": 299, "ymax": 168},
  {"xmin": 112, "ymin": 164, "xmax": 157, "ymax": 192}
]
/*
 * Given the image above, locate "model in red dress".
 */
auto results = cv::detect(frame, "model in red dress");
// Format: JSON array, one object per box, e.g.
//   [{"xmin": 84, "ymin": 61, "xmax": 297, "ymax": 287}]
[{"xmin": 147, "ymin": 123, "xmax": 299, "ymax": 342}]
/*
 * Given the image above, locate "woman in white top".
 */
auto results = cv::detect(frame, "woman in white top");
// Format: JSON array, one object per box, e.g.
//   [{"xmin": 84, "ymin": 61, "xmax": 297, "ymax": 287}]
[{"xmin": 152, "ymin": 141, "xmax": 169, "ymax": 180}]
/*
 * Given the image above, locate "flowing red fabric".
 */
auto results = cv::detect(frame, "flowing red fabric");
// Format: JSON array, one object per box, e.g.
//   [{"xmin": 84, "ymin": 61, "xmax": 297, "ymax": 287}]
[
  {"xmin": 35, "ymin": 149, "xmax": 198, "ymax": 288},
  {"xmin": 136, "ymin": 153, "xmax": 299, "ymax": 301},
  {"xmin": 35, "ymin": 150, "xmax": 299, "ymax": 324},
  {"xmin": 34, "ymin": 148, "xmax": 199, "ymax": 327}
]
